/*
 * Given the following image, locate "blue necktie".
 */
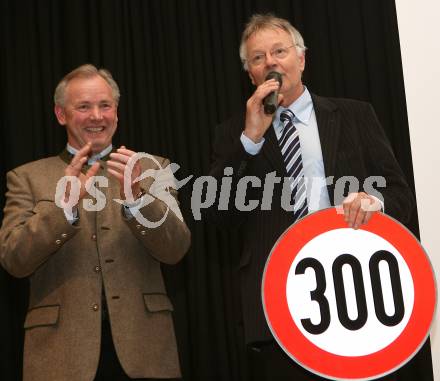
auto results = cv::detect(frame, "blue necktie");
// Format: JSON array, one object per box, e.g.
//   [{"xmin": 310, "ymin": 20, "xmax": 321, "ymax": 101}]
[{"xmin": 279, "ymin": 109, "xmax": 308, "ymax": 220}]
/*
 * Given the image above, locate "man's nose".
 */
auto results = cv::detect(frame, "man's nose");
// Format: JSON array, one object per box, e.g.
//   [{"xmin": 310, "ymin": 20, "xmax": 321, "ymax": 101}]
[
  {"xmin": 90, "ymin": 106, "xmax": 103, "ymax": 120},
  {"xmin": 265, "ymin": 52, "xmax": 277, "ymax": 67}
]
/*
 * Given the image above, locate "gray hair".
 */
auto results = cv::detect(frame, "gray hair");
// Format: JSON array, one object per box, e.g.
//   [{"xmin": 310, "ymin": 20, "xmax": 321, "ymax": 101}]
[
  {"xmin": 54, "ymin": 64, "xmax": 120, "ymax": 107},
  {"xmin": 239, "ymin": 14, "xmax": 307, "ymax": 71}
]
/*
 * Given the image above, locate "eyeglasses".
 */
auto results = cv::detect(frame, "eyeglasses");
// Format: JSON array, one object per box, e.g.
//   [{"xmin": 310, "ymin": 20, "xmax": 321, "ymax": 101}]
[{"xmin": 248, "ymin": 45, "xmax": 297, "ymax": 67}]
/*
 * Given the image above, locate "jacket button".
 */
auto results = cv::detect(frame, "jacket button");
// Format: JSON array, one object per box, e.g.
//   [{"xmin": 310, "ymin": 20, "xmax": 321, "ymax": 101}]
[
  {"xmin": 94, "ymin": 265, "xmax": 101, "ymax": 273},
  {"xmin": 92, "ymin": 303, "xmax": 99, "ymax": 311},
  {"xmin": 55, "ymin": 239, "xmax": 61, "ymax": 245},
  {"xmin": 91, "ymin": 234, "xmax": 97, "ymax": 241},
  {"xmin": 140, "ymin": 230, "xmax": 146, "ymax": 235},
  {"xmin": 61, "ymin": 233, "xmax": 68, "ymax": 238}
]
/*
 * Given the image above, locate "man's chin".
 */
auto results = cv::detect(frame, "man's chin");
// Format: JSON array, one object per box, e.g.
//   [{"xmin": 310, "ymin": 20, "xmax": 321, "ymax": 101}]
[{"xmin": 89, "ymin": 140, "xmax": 109, "ymax": 154}]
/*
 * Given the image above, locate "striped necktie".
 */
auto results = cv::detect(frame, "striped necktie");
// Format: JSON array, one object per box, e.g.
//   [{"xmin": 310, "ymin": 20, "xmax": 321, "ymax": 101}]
[{"xmin": 279, "ymin": 109, "xmax": 308, "ymax": 220}]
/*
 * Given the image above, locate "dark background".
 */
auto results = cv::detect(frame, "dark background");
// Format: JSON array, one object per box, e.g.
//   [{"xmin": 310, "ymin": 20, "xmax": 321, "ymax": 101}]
[{"xmin": 0, "ymin": 0, "xmax": 432, "ymax": 380}]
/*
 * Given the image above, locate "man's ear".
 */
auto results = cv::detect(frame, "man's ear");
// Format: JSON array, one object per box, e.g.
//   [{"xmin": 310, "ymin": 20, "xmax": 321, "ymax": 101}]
[
  {"xmin": 299, "ymin": 51, "xmax": 306, "ymax": 73},
  {"xmin": 54, "ymin": 105, "xmax": 66, "ymax": 125}
]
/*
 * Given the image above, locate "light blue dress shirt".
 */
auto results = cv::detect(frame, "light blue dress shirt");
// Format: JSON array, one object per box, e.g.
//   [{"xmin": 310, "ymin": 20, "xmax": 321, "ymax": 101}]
[
  {"xmin": 240, "ymin": 87, "xmax": 331, "ymax": 212},
  {"xmin": 67, "ymin": 143, "xmax": 113, "ymax": 164}
]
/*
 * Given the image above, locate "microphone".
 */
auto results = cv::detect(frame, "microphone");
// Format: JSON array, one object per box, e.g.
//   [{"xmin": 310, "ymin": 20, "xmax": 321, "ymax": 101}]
[{"xmin": 263, "ymin": 71, "xmax": 283, "ymax": 115}]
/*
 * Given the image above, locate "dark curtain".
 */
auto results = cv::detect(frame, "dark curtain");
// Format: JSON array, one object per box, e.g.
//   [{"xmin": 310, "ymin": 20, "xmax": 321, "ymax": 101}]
[{"xmin": 0, "ymin": 0, "xmax": 432, "ymax": 380}]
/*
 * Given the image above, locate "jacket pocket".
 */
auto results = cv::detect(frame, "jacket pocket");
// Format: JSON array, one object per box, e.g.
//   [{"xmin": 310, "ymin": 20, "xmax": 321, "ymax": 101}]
[
  {"xmin": 24, "ymin": 304, "xmax": 60, "ymax": 329},
  {"xmin": 143, "ymin": 293, "xmax": 174, "ymax": 313},
  {"xmin": 32, "ymin": 199, "xmax": 55, "ymax": 214}
]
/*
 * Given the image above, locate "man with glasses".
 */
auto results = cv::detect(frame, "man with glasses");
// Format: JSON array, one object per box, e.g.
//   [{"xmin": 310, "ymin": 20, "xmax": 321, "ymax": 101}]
[{"xmin": 208, "ymin": 14, "xmax": 417, "ymax": 380}]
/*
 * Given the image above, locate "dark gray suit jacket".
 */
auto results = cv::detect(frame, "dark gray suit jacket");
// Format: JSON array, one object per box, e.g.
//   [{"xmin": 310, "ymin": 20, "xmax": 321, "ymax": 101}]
[{"xmin": 208, "ymin": 94, "xmax": 415, "ymax": 344}]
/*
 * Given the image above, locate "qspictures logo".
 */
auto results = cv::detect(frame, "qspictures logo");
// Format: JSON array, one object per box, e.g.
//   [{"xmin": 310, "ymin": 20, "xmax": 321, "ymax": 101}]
[{"xmin": 55, "ymin": 152, "xmax": 384, "ymax": 228}]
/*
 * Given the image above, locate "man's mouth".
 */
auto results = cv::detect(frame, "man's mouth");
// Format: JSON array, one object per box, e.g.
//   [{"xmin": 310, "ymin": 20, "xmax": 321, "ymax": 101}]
[{"xmin": 85, "ymin": 126, "xmax": 105, "ymax": 133}]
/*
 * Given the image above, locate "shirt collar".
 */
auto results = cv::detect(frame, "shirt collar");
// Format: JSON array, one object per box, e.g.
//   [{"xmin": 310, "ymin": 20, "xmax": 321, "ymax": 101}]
[
  {"xmin": 66, "ymin": 144, "xmax": 113, "ymax": 165},
  {"xmin": 275, "ymin": 86, "xmax": 313, "ymax": 129}
]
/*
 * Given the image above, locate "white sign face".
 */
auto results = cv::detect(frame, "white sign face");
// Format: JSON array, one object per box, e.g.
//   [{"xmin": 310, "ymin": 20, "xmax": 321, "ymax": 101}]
[
  {"xmin": 286, "ymin": 228, "xmax": 414, "ymax": 357},
  {"xmin": 262, "ymin": 208, "xmax": 436, "ymax": 380}
]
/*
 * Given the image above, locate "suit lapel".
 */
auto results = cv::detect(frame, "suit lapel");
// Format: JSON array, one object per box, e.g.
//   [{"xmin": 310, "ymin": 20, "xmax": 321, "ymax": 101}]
[
  {"xmin": 251, "ymin": 93, "xmax": 341, "ymax": 178},
  {"xmin": 261, "ymin": 124, "xmax": 286, "ymax": 175},
  {"xmin": 59, "ymin": 149, "xmax": 74, "ymax": 165},
  {"xmin": 312, "ymin": 94, "xmax": 340, "ymax": 178}
]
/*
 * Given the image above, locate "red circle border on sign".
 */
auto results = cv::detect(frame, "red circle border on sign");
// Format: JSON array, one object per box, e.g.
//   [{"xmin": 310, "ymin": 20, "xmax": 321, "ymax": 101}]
[{"xmin": 262, "ymin": 207, "xmax": 436, "ymax": 380}]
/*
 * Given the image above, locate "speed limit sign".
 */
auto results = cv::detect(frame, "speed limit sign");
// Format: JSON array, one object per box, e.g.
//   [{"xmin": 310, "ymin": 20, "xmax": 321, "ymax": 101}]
[{"xmin": 262, "ymin": 207, "xmax": 436, "ymax": 380}]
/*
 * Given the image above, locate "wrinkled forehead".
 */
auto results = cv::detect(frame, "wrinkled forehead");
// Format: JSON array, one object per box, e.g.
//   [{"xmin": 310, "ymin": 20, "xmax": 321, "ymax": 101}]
[
  {"xmin": 64, "ymin": 75, "xmax": 114, "ymax": 102},
  {"xmin": 246, "ymin": 26, "xmax": 294, "ymax": 51}
]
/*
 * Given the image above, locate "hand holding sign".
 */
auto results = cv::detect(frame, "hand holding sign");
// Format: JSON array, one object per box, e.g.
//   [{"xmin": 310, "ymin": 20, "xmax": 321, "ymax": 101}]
[{"xmin": 262, "ymin": 207, "xmax": 436, "ymax": 380}]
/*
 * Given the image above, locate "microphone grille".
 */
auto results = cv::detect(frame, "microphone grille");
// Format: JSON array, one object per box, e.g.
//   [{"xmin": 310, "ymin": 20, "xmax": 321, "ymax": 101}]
[{"xmin": 265, "ymin": 71, "xmax": 282, "ymax": 86}]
